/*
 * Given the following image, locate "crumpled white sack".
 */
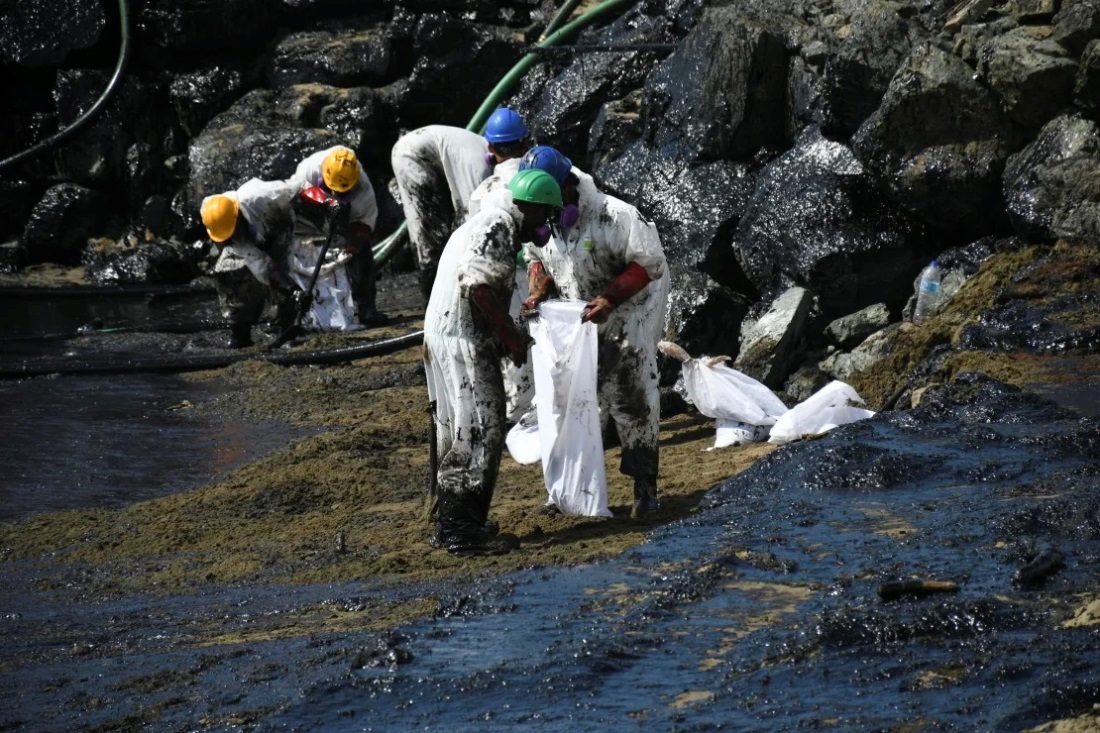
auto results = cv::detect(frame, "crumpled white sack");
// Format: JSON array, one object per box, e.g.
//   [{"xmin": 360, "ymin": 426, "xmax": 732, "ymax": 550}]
[
  {"xmin": 767, "ymin": 380, "xmax": 875, "ymax": 445},
  {"xmin": 659, "ymin": 341, "xmax": 788, "ymax": 448}
]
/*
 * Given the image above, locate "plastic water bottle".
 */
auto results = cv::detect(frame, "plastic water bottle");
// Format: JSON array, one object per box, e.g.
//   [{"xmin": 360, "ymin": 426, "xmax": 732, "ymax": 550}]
[{"xmin": 913, "ymin": 260, "xmax": 942, "ymax": 324}]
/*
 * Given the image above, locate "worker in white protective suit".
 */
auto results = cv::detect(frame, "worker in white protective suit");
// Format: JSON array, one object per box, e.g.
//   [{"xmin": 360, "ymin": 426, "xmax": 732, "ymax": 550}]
[
  {"xmin": 464, "ymin": 146, "xmax": 562, "ymax": 423},
  {"xmin": 519, "ymin": 149, "xmax": 669, "ymax": 519},
  {"xmin": 201, "ymin": 178, "xmax": 300, "ymax": 349},
  {"xmin": 286, "ymin": 146, "xmax": 387, "ymax": 327},
  {"xmin": 391, "ymin": 107, "xmax": 531, "ymax": 301},
  {"xmin": 423, "ymin": 169, "xmax": 564, "ymax": 555}
]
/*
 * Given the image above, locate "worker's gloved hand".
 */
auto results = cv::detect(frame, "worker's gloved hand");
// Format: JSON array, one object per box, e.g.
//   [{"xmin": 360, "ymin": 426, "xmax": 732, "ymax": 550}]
[
  {"xmin": 580, "ymin": 295, "xmax": 615, "ymax": 324},
  {"xmin": 519, "ymin": 296, "xmax": 542, "ymax": 319},
  {"xmin": 293, "ymin": 288, "xmax": 313, "ymax": 313},
  {"xmin": 326, "ymin": 198, "xmax": 350, "ymax": 228},
  {"xmin": 498, "ymin": 323, "xmax": 529, "ymax": 367}
]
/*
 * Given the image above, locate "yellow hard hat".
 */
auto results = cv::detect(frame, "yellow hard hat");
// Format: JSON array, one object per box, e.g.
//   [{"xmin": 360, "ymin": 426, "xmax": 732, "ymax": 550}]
[
  {"xmin": 201, "ymin": 195, "xmax": 240, "ymax": 243},
  {"xmin": 322, "ymin": 148, "xmax": 360, "ymax": 193}
]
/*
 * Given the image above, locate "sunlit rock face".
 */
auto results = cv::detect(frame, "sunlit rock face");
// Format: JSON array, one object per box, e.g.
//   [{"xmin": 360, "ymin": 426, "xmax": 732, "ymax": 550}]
[
  {"xmin": 1003, "ymin": 114, "xmax": 1100, "ymax": 247},
  {"xmin": 733, "ymin": 127, "xmax": 928, "ymax": 321},
  {"xmin": 852, "ymin": 43, "xmax": 1020, "ymax": 238}
]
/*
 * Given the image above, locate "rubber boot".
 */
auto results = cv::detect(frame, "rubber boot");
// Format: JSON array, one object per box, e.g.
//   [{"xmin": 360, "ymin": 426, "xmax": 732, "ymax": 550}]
[
  {"xmin": 630, "ymin": 474, "xmax": 660, "ymax": 520},
  {"xmin": 433, "ymin": 490, "xmax": 516, "ymax": 556},
  {"xmin": 228, "ymin": 322, "xmax": 253, "ymax": 349}
]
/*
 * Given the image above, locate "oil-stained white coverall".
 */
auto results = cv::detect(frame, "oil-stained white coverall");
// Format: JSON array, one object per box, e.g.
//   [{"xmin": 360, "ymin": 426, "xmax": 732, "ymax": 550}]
[
  {"xmin": 287, "ymin": 145, "xmax": 379, "ymax": 233},
  {"xmin": 524, "ymin": 169, "xmax": 668, "ymax": 480},
  {"xmin": 467, "ymin": 157, "xmax": 533, "ymax": 422},
  {"xmin": 287, "ymin": 145, "xmax": 379, "ymax": 328},
  {"xmin": 423, "ymin": 204, "xmax": 525, "ymax": 544},
  {"xmin": 391, "ymin": 126, "xmax": 492, "ymax": 288},
  {"xmin": 208, "ymin": 177, "xmax": 295, "ymax": 328}
]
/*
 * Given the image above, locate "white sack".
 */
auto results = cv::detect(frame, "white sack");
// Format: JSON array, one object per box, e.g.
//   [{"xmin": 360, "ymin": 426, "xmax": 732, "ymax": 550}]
[
  {"xmin": 659, "ymin": 341, "xmax": 788, "ymax": 449},
  {"xmin": 287, "ymin": 239, "xmax": 360, "ymax": 331},
  {"xmin": 530, "ymin": 299, "xmax": 610, "ymax": 517},
  {"xmin": 505, "ymin": 410, "xmax": 541, "ymax": 465},
  {"xmin": 768, "ymin": 380, "xmax": 875, "ymax": 445}
]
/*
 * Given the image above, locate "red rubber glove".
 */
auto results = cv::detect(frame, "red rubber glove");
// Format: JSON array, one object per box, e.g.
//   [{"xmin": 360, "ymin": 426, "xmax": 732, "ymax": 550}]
[
  {"xmin": 471, "ymin": 284, "xmax": 528, "ymax": 366},
  {"xmin": 520, "ymin": 262, "xmax": 555, "ymax": 318},
  {"xmin": 581, "ymin": 261, "xmax": 652, "ymax": 324},
  {"xmin": 299, "ymin": 185, "xmax": 328, "ymax": 207}
]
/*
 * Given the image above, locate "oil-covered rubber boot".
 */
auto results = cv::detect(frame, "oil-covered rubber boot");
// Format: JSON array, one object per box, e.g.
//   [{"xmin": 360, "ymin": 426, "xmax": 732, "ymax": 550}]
[
  {"xmin": 630, "ymin": 474, "xmax": 660, "ymax": 520},
  {"xmin": 228, "ymin": 322, "xmax": 253, "ymax": 349},
  {"xmin": 434, "ymin": 491, "xmax": 516, "ymax": 556}
]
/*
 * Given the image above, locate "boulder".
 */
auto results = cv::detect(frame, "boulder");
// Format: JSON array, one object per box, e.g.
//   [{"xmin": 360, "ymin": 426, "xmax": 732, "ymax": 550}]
[
  {"xmin": 1003, "ymin": 114, "xmax": 1100, "ymax": 246},
  {"xmin": 821, "ymin": 3, "xmax": 921, "ymax": 138},
  {"xmin": 1076, "ymin": 40, "xmax": 1100, "ymax": 116},
  {"xmin": 641, "ymin": 5, "xmax": 790, "ymax": 162},
  {"xmin": 824, "ymin": 303, "xmax": 891, "ymax": 349},
  {"xmin": 0, "ymin": 0, "xmax": 103, "ymax": 66},
  {"xmin": 53, "ymin": 70, "xmax": 159, "ymax": 188},
  {"xmin": 783, "ymin": 363, "xmax": 830, "ymax": 404},
  {"xmin": 0, "ymin": 178, "xmax": 42, "ymax": 245},
  {"xmin": 979, "ymin": 26, "xmax": 1078, "ymax": 129},
  {"xmin": 137, "ymin": 0, "xmax": 281, "ymax": 52},
  {"xmin": 267, "ymin": 24, "xmax": 395, "ymax": 89},
  {"xmin": 852, "ymin": 42, "xmax": 1020, "ymax": 235},
  {"xmin": 82, "ymin": 237, "xmax": 204, "ymax": 286},
  {"xmin": 1053, "ymin": 0, "xmax": 1100, "ymax": 56},
  {"xmin": 820, "ymin": 322, "xmax": 901, "ymax": 384},
  {"xmin": 733, "ymin": 127, "xmax": 928, "ymax": 320},
  {"xmin": 734, "ymin": 286, "xmax": 814, "ymax": 389},
  {"xmin": 398, "ymin": 14, "xmax": 523, "ymax": 131},
  {"xmin": 21, "ymin": 183, "xmax": 110, "ymax": 265},
  {"xmin": 169, "ymin": 67, "xmax": 247, "ymax": 137},
  {"xmin": 510, "ymin": 2, "xmax": 690, "ymax": 162},
  {"xmin": 952, "ymin": 17, "xmax": 1019, "ymax": 65}
]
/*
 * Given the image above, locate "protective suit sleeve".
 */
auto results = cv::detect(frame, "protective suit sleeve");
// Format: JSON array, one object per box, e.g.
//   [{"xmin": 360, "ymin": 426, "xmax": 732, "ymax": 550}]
[
  {"xmin": 617, "ymin": 205, "xmax": 667, "ymax": 282},
  {"xmin": 456, "ymin": 211, "xmax": 519, "ymax": 299},
  {"xmin": 235, "ymin": 178, "xmax": 295, "ymax": 244}
]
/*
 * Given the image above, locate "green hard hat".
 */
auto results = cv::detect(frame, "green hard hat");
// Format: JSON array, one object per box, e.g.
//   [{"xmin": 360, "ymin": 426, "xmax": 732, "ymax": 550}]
[{"xmin": 509, "ymin": 168, "xmax": 563, "ymax": 208}]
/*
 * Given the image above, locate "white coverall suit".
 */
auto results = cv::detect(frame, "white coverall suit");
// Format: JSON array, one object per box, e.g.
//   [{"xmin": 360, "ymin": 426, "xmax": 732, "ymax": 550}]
[
  {"xmin": 424, "ymin": 204, "xmax": 525, "ymax": 547},
  {"xmin": 207, "ymin": 178, "xmax": 295, "ymax": 328},
  {"xmin": 286, "ymin": 146, "xmax": 379, "ymax": 329},
  {"xmin": 524, "ymin": 170, "xmax": 669, "ymax": 481},
  {"xmin": 467, "ymin": 157, "xmax": 534, "ymax": 422},
  {"xmin": 391, "ymin": 126, "xmax": 492, "ymax": 294}
]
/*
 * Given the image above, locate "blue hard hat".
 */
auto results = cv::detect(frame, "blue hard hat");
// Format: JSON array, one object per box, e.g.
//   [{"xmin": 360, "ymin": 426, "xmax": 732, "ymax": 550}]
[
  {"xmin": 518, "ymin": 145, "xmax": 573, "ymax": 185},
  {"xmin": 484, "ymin": 107, "xmax": 528, "ymax": 144}
]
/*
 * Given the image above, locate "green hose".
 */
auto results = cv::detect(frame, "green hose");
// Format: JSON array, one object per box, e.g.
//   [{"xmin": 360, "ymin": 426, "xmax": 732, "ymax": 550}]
[{"xmin": 371, "ymin": 0, "xmax": 636, "ymax": 266}]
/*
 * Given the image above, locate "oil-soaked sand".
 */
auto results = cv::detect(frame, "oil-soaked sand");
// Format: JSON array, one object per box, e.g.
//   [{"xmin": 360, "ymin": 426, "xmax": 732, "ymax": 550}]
[{"xmin": 1, "ymin": 244, "xmax": 1098, "ymax": 731}]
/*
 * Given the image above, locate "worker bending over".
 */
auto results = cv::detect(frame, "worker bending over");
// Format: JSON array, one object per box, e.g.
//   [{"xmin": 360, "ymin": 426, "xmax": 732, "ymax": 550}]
[
  {"xmin": 200, "ymin": 178, "xmax": 299, "ymax": 349},
  {"xmin": 286, "ymin": 145, "xmax": 386, "ymax": 326},
  {"xmin": 392, "ymin": 108, "xmax": 530, "ymax": 300}
]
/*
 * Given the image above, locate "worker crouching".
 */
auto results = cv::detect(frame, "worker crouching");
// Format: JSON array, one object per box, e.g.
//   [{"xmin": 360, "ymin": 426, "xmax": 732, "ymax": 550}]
[{"xmin": 423, "ymin": 169, "xmax": 563, "ymax": 555}]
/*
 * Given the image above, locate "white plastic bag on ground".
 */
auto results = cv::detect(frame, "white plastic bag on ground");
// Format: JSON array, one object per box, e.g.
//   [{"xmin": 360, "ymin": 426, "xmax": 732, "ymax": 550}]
[
  {"xmin": 659, "ymin": 341, "xmax": 788, "ymax": 449},
  {"xmin": 768, "ymin": 380, "xmax": 875, "ymax": 445},
  {"xmin": 530, "ymin": 299, "xmax": 610, "ymax": 517}
]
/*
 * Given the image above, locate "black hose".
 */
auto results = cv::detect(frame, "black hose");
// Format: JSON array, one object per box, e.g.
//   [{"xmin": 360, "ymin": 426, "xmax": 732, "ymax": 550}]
[
  {"xmin": 0, "ymin": 0, "xmax": 132, "ymax": 173},
  {"xmin": 0, "ymin": 330, "xmax": 425, "ymax": 379},
  {"xmin": 0, "ymin": 283, "xmax": 214, "ymax": 299}
]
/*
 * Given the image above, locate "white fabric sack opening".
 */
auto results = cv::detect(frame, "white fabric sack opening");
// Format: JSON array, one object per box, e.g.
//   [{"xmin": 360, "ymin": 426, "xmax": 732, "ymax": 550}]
[
  {"xmin": 768, "ymin": 380, "xmax": 875, "ymax": 445},
  {"xmin": 529, "ymin": 299, "xmax": 610, "ymax": 517}
]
